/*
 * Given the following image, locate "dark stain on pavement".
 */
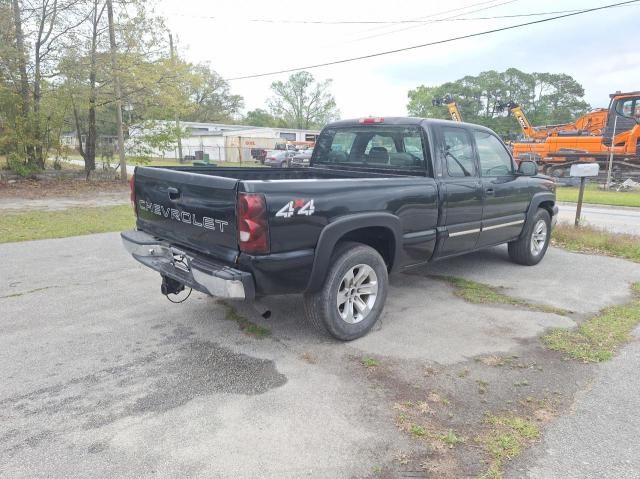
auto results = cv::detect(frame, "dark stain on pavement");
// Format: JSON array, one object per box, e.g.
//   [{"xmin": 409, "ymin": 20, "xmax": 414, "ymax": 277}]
[{"xmin": 1, "ymin": 329, "xmax": 286, "ymax": 455}]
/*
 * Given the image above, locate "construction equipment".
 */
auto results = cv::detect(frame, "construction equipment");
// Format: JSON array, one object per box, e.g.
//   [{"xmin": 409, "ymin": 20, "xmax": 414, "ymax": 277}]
[
  {"xmin": 509, "ymin": 91, "xmax": 640, "ymax": 178},
  {"xmin": 432, "ymin": 95, "xmax": 463, "ymax": 122},
  {"xmin": 498, "ymin": 102, "xmax": 608, "ymax": 139}
]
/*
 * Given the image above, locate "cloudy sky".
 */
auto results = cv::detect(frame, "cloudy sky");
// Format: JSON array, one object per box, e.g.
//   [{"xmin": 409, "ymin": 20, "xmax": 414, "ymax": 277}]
[{"xmin": 157, "ymin": 0, "xmax": 639, "ymax": 118}]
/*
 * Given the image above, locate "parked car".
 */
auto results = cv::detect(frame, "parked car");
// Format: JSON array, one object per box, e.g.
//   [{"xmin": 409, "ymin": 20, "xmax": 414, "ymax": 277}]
[
  {"xmin": 290, "ymin": 151, "xmax": 312, "ymax": 167},
  {"xmin": 122, "ymin": 117, "xmax": 557, "ymax": 340},
  {"xmin": 264, "ymin": 150, "xmax": 295, "ymax": 168},
  {"xmin": 250, "ymin": 148, "xmax": 268, "ymax": 163}
]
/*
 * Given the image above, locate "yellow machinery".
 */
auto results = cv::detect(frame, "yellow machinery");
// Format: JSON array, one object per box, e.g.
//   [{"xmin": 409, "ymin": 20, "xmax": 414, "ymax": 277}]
[{"xmin": 432, "ymin": 95, "xmax": 463, "ymax": 122}]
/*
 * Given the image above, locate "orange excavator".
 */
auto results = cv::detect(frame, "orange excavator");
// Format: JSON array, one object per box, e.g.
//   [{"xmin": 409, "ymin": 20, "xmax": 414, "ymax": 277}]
[
  {"xmin": 507, "ymin": 91, "xmax": 640, "ymax": 177},
  {"xmin": 432, "ymin": 95, "xmax": 463, "ymax": 122},
  {"xmin": 499, "ymin": 102, "xmax": 608, "ymax": 139}
]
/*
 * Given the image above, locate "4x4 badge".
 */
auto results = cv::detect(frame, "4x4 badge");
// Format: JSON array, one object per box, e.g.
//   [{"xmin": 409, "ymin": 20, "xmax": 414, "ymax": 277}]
[{"xmin": 275, "ymin": 199, "xmax": 315, "ymax": 218}]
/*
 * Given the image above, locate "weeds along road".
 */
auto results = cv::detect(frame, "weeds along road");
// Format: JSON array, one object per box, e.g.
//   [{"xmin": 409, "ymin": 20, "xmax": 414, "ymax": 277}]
[{"xmin": 1, "ymin": 233, "xmax": 639, "ymax": 478}]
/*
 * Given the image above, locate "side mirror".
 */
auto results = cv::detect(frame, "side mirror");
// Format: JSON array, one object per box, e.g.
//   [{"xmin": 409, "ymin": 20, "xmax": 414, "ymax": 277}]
[{"xmin": 517, "ymin": 160, "xmax": 537, "ymax": 176}]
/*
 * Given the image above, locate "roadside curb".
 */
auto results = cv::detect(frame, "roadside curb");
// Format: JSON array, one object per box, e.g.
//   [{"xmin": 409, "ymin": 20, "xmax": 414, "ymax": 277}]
[{"xmin": 557, "ymin": 201, "xmax": 640, "ymax": 211}]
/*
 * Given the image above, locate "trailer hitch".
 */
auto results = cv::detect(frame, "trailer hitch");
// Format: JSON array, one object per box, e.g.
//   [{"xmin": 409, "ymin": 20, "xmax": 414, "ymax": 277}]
[{"xmin": 161, "ymin": 275, "xmax": 192, "ymax": 303}]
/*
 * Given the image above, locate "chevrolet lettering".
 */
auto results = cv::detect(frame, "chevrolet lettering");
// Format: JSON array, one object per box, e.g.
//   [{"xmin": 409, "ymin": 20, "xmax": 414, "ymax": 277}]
[{"xmin": 138, "ymin": 199, "xmax": 229, "ymax": 232}]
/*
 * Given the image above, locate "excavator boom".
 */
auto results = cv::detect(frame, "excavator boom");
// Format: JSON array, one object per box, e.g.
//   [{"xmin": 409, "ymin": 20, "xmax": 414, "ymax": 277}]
[{"xmin": 433, "ymin": 95, "xmax": 463, "ymax": 122}]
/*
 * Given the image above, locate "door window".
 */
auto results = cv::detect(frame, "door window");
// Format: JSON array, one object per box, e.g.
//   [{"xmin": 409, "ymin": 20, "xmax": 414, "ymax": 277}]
[
  {"xmin": 442, "ymin": 127, "xmax": 476, "ymax": 177},
  {"xmin": 473, "ymin": 131, "xmax": 513, "ymax": 176}
]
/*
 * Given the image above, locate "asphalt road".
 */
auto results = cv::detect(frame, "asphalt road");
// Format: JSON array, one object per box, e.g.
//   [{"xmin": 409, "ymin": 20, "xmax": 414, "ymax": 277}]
[
  {"xmin": 509, "ymin": 328, "xmax": 640, "ymax": 479},
  {"xmin": 557, "ymin": 202, "xmax": 640, "ymax": 235},
  {"xmin": 1, "ymin": 233, "xmax": 639, "ymax": 478}
]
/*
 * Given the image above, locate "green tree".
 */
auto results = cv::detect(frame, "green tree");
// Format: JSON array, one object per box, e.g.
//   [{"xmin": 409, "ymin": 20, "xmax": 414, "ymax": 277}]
[
  {"xmin": 268, "ymin": 71, "xmax": 339, "ymax": 129},
  {"xmin": 407, "ymin": 68, "xmax": 590, "ymax": 136},
  {"xmin": 243, "ymin": 108, "xmax": 285, "ymax": 127},
  {"xmin": 183, "ymin": 64, "xmax": 243, "ymax": 122}
]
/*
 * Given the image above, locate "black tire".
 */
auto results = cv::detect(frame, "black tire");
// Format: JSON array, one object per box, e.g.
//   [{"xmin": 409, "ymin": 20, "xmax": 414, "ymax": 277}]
[
  {"xmin": 508, "ymin": 209, "xmax": 551, "ymax": 266},
  {"xmin": 303, "ymin": 242, "xmax": 388, "ymax": 341}
]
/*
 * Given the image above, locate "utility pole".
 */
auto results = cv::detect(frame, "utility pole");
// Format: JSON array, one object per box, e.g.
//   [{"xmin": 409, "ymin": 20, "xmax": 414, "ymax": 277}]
[
  {"xmin": 106, "ymin": 0, "xmax": 127, "ymax": 182},
  {"xmin": 605, "ymin": 115, "xmax": 618, "ymax": 191},
  {"xmin": 169, "ymin": 33, "xmax": 184, "ymax": 163}
]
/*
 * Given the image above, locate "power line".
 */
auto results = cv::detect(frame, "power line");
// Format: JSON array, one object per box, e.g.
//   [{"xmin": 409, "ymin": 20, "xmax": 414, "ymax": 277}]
[
  {"xmin": 170, "ymin": 5, "xmax": 631, "ymax": 24},
  {"xmin": 349, "ymin": 0, "xmax": 519, "ymax": 43},
  {"xmin": 230, "ymin": 9, "xmax": 584, "ymax": 24},
  {"xmin": 168, "ymin": 0, "xmax": 508, "ymax": 25},
  {"xmin": 175, "ymin": 5, "xmax": 629, "ymax": 25},
  {"xmin": 226, "ymin": 0, "xmax": 639, "ymax": 81}
]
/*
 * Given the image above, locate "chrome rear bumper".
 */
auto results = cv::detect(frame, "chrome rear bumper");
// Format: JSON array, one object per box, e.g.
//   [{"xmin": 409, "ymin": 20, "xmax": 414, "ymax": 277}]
[{"xmin": 121, "ymin": 230, "xmax": 254, "ymax": 299}]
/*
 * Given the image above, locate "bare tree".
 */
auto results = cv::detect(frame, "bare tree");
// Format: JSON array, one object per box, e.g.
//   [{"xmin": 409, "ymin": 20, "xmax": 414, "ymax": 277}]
[{"xmin": 268, "ymin": 71, "xmax": 338, "ymax": 129}]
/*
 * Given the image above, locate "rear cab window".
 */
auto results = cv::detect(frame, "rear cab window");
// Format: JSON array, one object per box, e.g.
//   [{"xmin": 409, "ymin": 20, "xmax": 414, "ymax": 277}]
[{"xmin": 313, "ymin": 125, "xmax": 430, "ymax": 175}]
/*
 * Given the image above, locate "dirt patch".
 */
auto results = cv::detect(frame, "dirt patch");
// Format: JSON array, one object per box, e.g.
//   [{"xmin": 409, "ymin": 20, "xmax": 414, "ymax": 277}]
[
  {"xmin": 0, "ymin": 178, "xmax": 128, "ymax": 200},
  {"xmin": 357, "ymin": 341, "xmax": 596, "ymax": 478}
]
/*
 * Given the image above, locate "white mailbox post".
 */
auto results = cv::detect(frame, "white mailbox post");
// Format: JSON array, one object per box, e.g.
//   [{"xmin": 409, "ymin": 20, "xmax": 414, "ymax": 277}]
[{"xmin": 570, "ymin": 163, "xmax": 600, "ymax": 227}]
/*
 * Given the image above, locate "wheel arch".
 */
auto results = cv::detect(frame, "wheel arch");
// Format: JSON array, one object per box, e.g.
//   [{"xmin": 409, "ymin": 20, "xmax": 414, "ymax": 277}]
[
  {"xmin": 519, "ymin": 192, "xmax": 556, "ymax": 240},
  {"xmin": 305, "ymin": 213, "xmax": 402, "ymax": 292}
]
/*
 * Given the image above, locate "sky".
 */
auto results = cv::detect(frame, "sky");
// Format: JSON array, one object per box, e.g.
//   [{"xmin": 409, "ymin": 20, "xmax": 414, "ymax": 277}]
[{"xmin": 157, "ymin": 0, "xmax": 640, "ymax": 119}]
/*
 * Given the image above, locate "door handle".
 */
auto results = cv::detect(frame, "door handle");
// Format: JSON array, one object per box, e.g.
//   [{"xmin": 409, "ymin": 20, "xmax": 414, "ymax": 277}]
[
  {"xmin": 485, "ymin": 188, "xmax": 495, "ymax": 195},
  {"xmin": 167, "ymin": 187, "xmax": 181, "ymax": 200}
]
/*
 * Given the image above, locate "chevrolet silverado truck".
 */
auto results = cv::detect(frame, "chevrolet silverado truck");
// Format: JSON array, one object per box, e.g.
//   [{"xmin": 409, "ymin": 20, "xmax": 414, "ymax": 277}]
[{"xmin": 122, "ymin": 117, "xmax": 558, "ymax": 340}]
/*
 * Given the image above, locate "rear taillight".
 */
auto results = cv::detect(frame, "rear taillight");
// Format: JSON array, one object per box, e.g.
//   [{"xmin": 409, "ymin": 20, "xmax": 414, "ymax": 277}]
[
  {"xmin": 238, "ymin": 193, "xmax": 269, "ymax": 254},
  {"xmin": 129, "ymin": 175, "xmax": 137, "ymax": 214}
]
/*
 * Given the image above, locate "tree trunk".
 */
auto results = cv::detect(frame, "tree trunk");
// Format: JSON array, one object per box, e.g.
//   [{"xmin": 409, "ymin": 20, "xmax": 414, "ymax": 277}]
[
  {"xmin": 71, "ymin": 94, "xmax": 86, "ymax": 161},
  {"xmin": 11, "ymin": 0, "xmax": 32, "ymax": 161},
  {"xmin": 85, "ymin": 0, "xmax": 101, "ymax": 178},
  {"xmin": 106, "ymin": 0, "xmax": 127, "ymax": 182},
  {"xmin": 32, "ymin": 0, "xmax": 58, "ymax": 169}
]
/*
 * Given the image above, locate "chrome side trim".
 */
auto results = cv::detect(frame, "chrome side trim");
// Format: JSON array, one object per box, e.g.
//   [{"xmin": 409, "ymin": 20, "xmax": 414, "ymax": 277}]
[
  {"xmin": 449, "ymin": 228, "xmax": 481, "ymax": 238},
  {"xmin": 481, "ymin": 219, "xmax": 525, "ymax": 231},
  {"xmin": 448, "ymin": 219, "xmax": 525, "ymax": 238}
]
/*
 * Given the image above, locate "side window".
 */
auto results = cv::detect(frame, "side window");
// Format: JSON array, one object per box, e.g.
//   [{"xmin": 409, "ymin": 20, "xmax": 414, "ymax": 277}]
[
  {"xmin": 442, "ymin": 127, "xmax": 476, "ymax": 177},
  {"xmin": 473, "ymin": 131, "xmax": 513, "ymax": 176}
]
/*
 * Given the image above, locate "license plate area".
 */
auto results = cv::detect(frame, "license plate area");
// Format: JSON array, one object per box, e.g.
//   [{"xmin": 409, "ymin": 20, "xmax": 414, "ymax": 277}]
[{"xmin": 170, "ymin": 247, "xmax": 192, "ymax": 273}]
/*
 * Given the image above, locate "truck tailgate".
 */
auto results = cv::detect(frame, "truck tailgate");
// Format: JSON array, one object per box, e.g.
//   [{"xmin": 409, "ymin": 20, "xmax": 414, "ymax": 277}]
[{"xmin": 134, "ymin": 167, "xmax": 239, "ymax": 259}]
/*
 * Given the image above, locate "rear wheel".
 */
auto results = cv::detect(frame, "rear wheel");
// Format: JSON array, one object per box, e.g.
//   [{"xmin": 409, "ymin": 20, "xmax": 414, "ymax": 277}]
[
  {"xmin": 304, "ymin": 242, "xmax": 388, "ymax": 341},
  {"xmin": 508, "ymin": 209, "xmax": 551, "ymax": 266}
]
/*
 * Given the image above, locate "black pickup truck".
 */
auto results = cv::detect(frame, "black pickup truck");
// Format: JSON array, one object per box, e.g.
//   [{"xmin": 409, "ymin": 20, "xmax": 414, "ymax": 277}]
[{"xmin": 122, "ymin": 117, "xmax": 558, "ymax": 340}]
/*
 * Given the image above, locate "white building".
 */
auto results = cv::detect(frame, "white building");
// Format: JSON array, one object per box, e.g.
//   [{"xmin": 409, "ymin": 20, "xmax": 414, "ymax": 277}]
[{"xmin": 127, "ymin": 121, "xmax": 320, "ymax": 162}]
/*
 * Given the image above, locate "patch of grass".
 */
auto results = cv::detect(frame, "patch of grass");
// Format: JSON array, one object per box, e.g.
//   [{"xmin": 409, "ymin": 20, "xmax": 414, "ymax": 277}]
[
  {"xmin": 543, "ymin": 282, "xmax": 640, "ymax": 362},
  {"xmin": 218, "ymin": 301, "xmax": 271, "ymax": 338},
  {"xmin": 479, "ymin": 414, "xmax": 540, "ymax": 479},
  {"xmin": 556, "ymin": 184, "xmax": 640, "ymax": 208},
  {"xmin": 552, "ymin": 223, "xmax": 640, "ymax": 263},
  {"xmin": 439, "ymin": 430, "xmax": 464, "ymax": 448},
  {"xmin": 0, "ymin": 205, "xmax": 134, "ymax": 243},
  {"xmin": 435, "ymin": 276, "xmax": 570, "ymax": 315},
  {"xmin": 361, "ymin": 357, "xmax": 380, "ymax": 368},
  {"xmin": 409, "ymin": 424, "xmax": 427, "ymax": 437}
]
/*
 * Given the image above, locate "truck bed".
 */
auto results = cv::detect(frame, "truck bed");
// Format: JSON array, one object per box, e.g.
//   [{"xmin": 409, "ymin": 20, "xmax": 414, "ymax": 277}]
[
  {"xmin": 157, "ymin": 165, "xmax": 423, "ymax": 180},
  {"xmin": 132, "ymin": 164, "xmax": 438, "ymax": 268}
]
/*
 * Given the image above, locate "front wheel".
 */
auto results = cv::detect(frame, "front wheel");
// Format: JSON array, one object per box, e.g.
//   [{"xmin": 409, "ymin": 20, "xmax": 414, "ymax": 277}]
[
  {"xmin": 508, "ymin": 209, "xmax": 551, "ymax": 266},
  {"xmin": 304, "ymin": 242, "xmax": 388, "ymax": 341}
]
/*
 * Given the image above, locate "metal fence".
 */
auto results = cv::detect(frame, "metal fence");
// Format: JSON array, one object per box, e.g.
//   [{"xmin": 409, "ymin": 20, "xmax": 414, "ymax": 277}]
[{"xmin": 165, "ymin": 146, "xmax": 266, "ymax": 164}]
